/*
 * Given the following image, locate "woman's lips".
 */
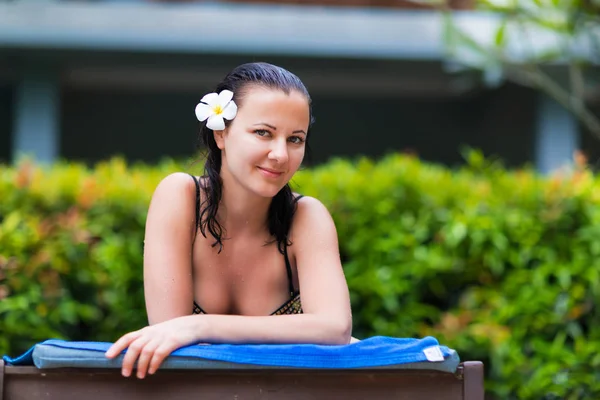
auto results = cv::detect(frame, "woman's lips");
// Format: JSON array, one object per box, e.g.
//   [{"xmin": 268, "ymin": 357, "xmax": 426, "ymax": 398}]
[{"xmin": 257, "ymin": 166, "xmax": 284, "ymax": 178}]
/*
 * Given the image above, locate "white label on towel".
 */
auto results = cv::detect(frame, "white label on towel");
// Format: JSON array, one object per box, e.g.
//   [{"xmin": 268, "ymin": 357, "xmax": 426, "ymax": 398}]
[{"xmin": 423, "ymin": 346, "xmax": 445, "ymax": 362}]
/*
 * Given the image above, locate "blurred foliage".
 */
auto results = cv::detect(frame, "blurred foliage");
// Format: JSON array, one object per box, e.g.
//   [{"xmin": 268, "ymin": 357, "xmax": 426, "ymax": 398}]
[
  {"xmin": 1, "ymin": 151, "xmax": 600, "ymax": 399},
  {"xmin": 437, "ymin": 0, "xmax": 600, "ymax": 137},
  {"xmin": 0, "ymin": 157, "xmax": 199, "ymax": 352}
]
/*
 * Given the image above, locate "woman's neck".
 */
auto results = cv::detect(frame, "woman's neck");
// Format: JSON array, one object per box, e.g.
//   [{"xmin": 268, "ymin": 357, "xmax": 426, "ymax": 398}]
[{"xmin": 217, "ymin": 175, "xmax": 272, "ymax": 237}]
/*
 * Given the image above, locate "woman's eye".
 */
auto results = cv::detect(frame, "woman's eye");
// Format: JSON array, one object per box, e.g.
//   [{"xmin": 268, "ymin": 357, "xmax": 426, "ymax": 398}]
[
  {"xmin": 289, "ymin": 136, "xmax": 305, "ymax": 144},
  {"xmin": 254, "ymin": 129, "xmax": 270, "ymax": 137}
]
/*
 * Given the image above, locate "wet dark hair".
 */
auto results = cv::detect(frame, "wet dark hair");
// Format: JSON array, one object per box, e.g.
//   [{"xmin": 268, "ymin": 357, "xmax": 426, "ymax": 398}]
[{"xmin": 198, "ymin": 62, "xmax": 314, "ymax": 253}]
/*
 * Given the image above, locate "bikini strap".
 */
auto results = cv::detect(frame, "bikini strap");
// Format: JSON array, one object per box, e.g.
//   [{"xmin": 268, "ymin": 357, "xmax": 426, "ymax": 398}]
[
  {"xmin": 282, "ymin": 194, "xmax": 304, "ymax": 296},
  {"xmin": 283, "ymin": 243, "xmax": 295, "ymax": 296}
]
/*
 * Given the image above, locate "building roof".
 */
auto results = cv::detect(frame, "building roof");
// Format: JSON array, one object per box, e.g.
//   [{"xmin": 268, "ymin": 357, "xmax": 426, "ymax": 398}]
[
  {"xmin": 0, "ymin": 2, "xmax": 446, "ymax": 59},
  {"xmin": 1, "ymin": 2, "xmax": 597, "ymax": 63}
]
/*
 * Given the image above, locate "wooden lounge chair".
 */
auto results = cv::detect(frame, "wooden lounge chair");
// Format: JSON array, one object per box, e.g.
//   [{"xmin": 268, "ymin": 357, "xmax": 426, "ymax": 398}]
[
  {"xmin": 1, "ymin": 359, "xmax": 483, "ymax": 400},
  {"xmin": 1, "ymin": 336, "xmax": 484, "ymax": 400}
]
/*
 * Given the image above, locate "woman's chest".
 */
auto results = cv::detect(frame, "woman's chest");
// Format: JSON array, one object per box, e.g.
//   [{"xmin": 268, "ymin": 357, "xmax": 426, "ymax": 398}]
[{"xmin": 191, "ymin": 238, "xmax": 293, "ymax": 315}]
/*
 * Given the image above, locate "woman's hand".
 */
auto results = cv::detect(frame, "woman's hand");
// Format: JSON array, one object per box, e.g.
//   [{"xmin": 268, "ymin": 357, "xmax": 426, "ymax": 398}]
[{"xmin": 105, "ymin": 315, "xmax": 201, "ymax": 379}]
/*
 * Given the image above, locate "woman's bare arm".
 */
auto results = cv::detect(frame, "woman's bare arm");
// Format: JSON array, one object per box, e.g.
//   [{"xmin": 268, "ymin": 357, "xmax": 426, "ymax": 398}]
[{"xmin": 143, "ymin": 172, "xmax": 196, "ymax": 324}]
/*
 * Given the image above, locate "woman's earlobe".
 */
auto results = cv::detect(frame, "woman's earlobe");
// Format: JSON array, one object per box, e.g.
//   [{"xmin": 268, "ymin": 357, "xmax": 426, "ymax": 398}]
[{"xmin": 213, "ymin": 130, "xmax": 225, "ymax": 150}]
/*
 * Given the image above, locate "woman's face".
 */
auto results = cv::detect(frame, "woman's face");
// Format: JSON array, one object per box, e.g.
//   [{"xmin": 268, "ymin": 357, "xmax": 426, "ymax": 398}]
[{"xmin": 215, "ymin": 85, "xmax": 310, "ymax": 198}]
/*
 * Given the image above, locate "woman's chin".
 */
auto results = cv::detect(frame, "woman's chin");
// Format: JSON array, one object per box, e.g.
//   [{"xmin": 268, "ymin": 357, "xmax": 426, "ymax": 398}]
[{"xmin": 249, "ymin": 181, "xmax": 287, "ymax": 199}]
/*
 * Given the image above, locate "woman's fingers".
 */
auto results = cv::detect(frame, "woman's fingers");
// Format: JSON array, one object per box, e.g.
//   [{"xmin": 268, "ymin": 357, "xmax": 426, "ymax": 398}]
[
  {"xmin": 136, "ymin": 340, "xmax": 160, "ymax": 379},
  {"xmin": 105, "ymin": 330, "xmax": 165, "ymax": 379},
  {"xmin": 121, "ymin": 336, "xmax": 151, "ymax": 377},
  {"xmin": 148, "ymin": 344, "xmax": 173, "ymax": 375},
  {"xmin": 105, "ymin": 317, "xmax": 196, "ymax": 378},
  {"xmin": 105, "ymin": 331, "xmax": 141, "ymax": 359}
]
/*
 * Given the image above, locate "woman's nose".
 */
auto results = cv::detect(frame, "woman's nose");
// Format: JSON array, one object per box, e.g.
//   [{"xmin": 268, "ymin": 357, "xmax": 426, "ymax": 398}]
[{"xmin": 268, "ymin": 139, "xmax": 289, "ymax": 164}]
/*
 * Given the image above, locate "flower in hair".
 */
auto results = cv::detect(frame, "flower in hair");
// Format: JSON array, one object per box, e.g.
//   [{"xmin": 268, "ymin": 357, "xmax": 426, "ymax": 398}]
[{"xmin": 195, "ymin": 90, "xmax": 238, "ymax": 130}]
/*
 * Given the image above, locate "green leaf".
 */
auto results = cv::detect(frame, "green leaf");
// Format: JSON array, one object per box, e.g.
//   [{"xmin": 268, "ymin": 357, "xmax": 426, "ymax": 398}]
[{"xmin": 495, "ymin": 20, "xmax": 508, "ymax": 47}]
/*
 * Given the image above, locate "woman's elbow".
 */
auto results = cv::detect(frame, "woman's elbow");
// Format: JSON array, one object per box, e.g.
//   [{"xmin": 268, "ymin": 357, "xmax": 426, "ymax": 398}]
[{"xmin": 325, "ymin": 317, "xmax": 353, "ymax": 345}]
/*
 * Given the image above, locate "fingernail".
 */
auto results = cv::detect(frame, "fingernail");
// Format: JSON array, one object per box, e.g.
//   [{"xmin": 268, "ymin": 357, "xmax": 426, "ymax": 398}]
[{"xmin": 122, "ymin": 369, "xmax": 130, "ymax": 377}]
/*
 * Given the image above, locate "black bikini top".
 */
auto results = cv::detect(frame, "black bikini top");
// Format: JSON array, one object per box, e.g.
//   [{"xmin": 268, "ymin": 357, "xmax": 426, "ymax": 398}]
[{"xmin": 189, "ymin": 175, "xmax": 303, "ymax": 315}]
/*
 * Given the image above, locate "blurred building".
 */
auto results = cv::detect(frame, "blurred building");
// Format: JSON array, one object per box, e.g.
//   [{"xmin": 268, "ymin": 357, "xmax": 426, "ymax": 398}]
[{"xmin": 0, "ymin": 0, "xmax": 597, "ymax": 171}]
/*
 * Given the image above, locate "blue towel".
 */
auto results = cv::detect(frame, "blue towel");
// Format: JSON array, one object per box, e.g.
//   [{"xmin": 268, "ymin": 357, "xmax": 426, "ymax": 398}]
[{"xmin": 4, "ymin": 336, "xmax": 458, "ymax": 370}]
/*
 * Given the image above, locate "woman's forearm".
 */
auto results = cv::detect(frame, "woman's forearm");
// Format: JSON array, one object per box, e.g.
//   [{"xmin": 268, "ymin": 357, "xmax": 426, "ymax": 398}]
[
  {"xmin": 106, "ymin": 311, "xmax": 353, "ymax": 378},
  {"xmin": 191, "ymin": 313, "xmax": 352, "ymax": 345}
]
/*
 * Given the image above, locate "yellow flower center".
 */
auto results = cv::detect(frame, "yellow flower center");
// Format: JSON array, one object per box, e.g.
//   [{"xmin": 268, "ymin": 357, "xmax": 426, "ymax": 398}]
[{"xmin": 213, "ymin": 105, "xmax": 223, "ymax": 115}]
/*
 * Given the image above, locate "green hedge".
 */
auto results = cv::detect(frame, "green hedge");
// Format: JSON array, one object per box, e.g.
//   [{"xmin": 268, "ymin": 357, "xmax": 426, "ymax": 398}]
[{"xmin": 1, "ymin": 153, "xmax": 599, "ymax": 399}]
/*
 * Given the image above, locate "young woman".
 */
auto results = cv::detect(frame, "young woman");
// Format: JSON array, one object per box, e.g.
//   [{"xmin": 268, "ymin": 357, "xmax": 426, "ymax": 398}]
[{"xmin": 105, "ymin": 62, "xmax": 353, "ymax": 379}]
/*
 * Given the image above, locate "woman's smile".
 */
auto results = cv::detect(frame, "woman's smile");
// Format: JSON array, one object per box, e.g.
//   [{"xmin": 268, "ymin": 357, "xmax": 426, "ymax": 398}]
[{"xmin": 257, "ymin": 166, "xmax": 285, "ymax": 178}]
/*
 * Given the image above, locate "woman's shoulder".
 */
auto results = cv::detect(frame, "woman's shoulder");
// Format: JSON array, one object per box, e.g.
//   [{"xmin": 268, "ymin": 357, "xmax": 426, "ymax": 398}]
[
  {"xmin": 292, "ymin": 195, "xmax": 336, "ymax": 234},
  {"xmin": 154, "ymin": 172, "xmax": 209, "ymax": 194},
  {"xmin": 156, "ymin": 172, "xmax": 197, "ymax": 189},
  {"xmin": 293, "ymin": 193, "xmax": 318, "ymax": 207},
  {"xmin": 288, "ymin": 195, "xmax": 339, "ymax": 263},
  {"xmin": 142, "ymin": 173, "xmax": 200, "ymax": 240},
  {"xmin": 149, "ymin": 172, "xmax": 198, "ymax": 211},
  {"xmin": 293, "ymin": 194, "xmax": 327, "ymax": 208}
]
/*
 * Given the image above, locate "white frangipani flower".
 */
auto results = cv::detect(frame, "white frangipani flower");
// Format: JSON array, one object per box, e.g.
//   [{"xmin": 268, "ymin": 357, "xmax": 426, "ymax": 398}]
[{"xmin": 195, "ymin": 90, "xmax": 238, "ymax": 130}]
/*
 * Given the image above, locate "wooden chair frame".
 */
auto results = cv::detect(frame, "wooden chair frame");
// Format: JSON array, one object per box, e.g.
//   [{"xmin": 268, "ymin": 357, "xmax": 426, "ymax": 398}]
[{"xmin": 1, "ymin": 360, "xmax": 484, "ymax": 400}]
